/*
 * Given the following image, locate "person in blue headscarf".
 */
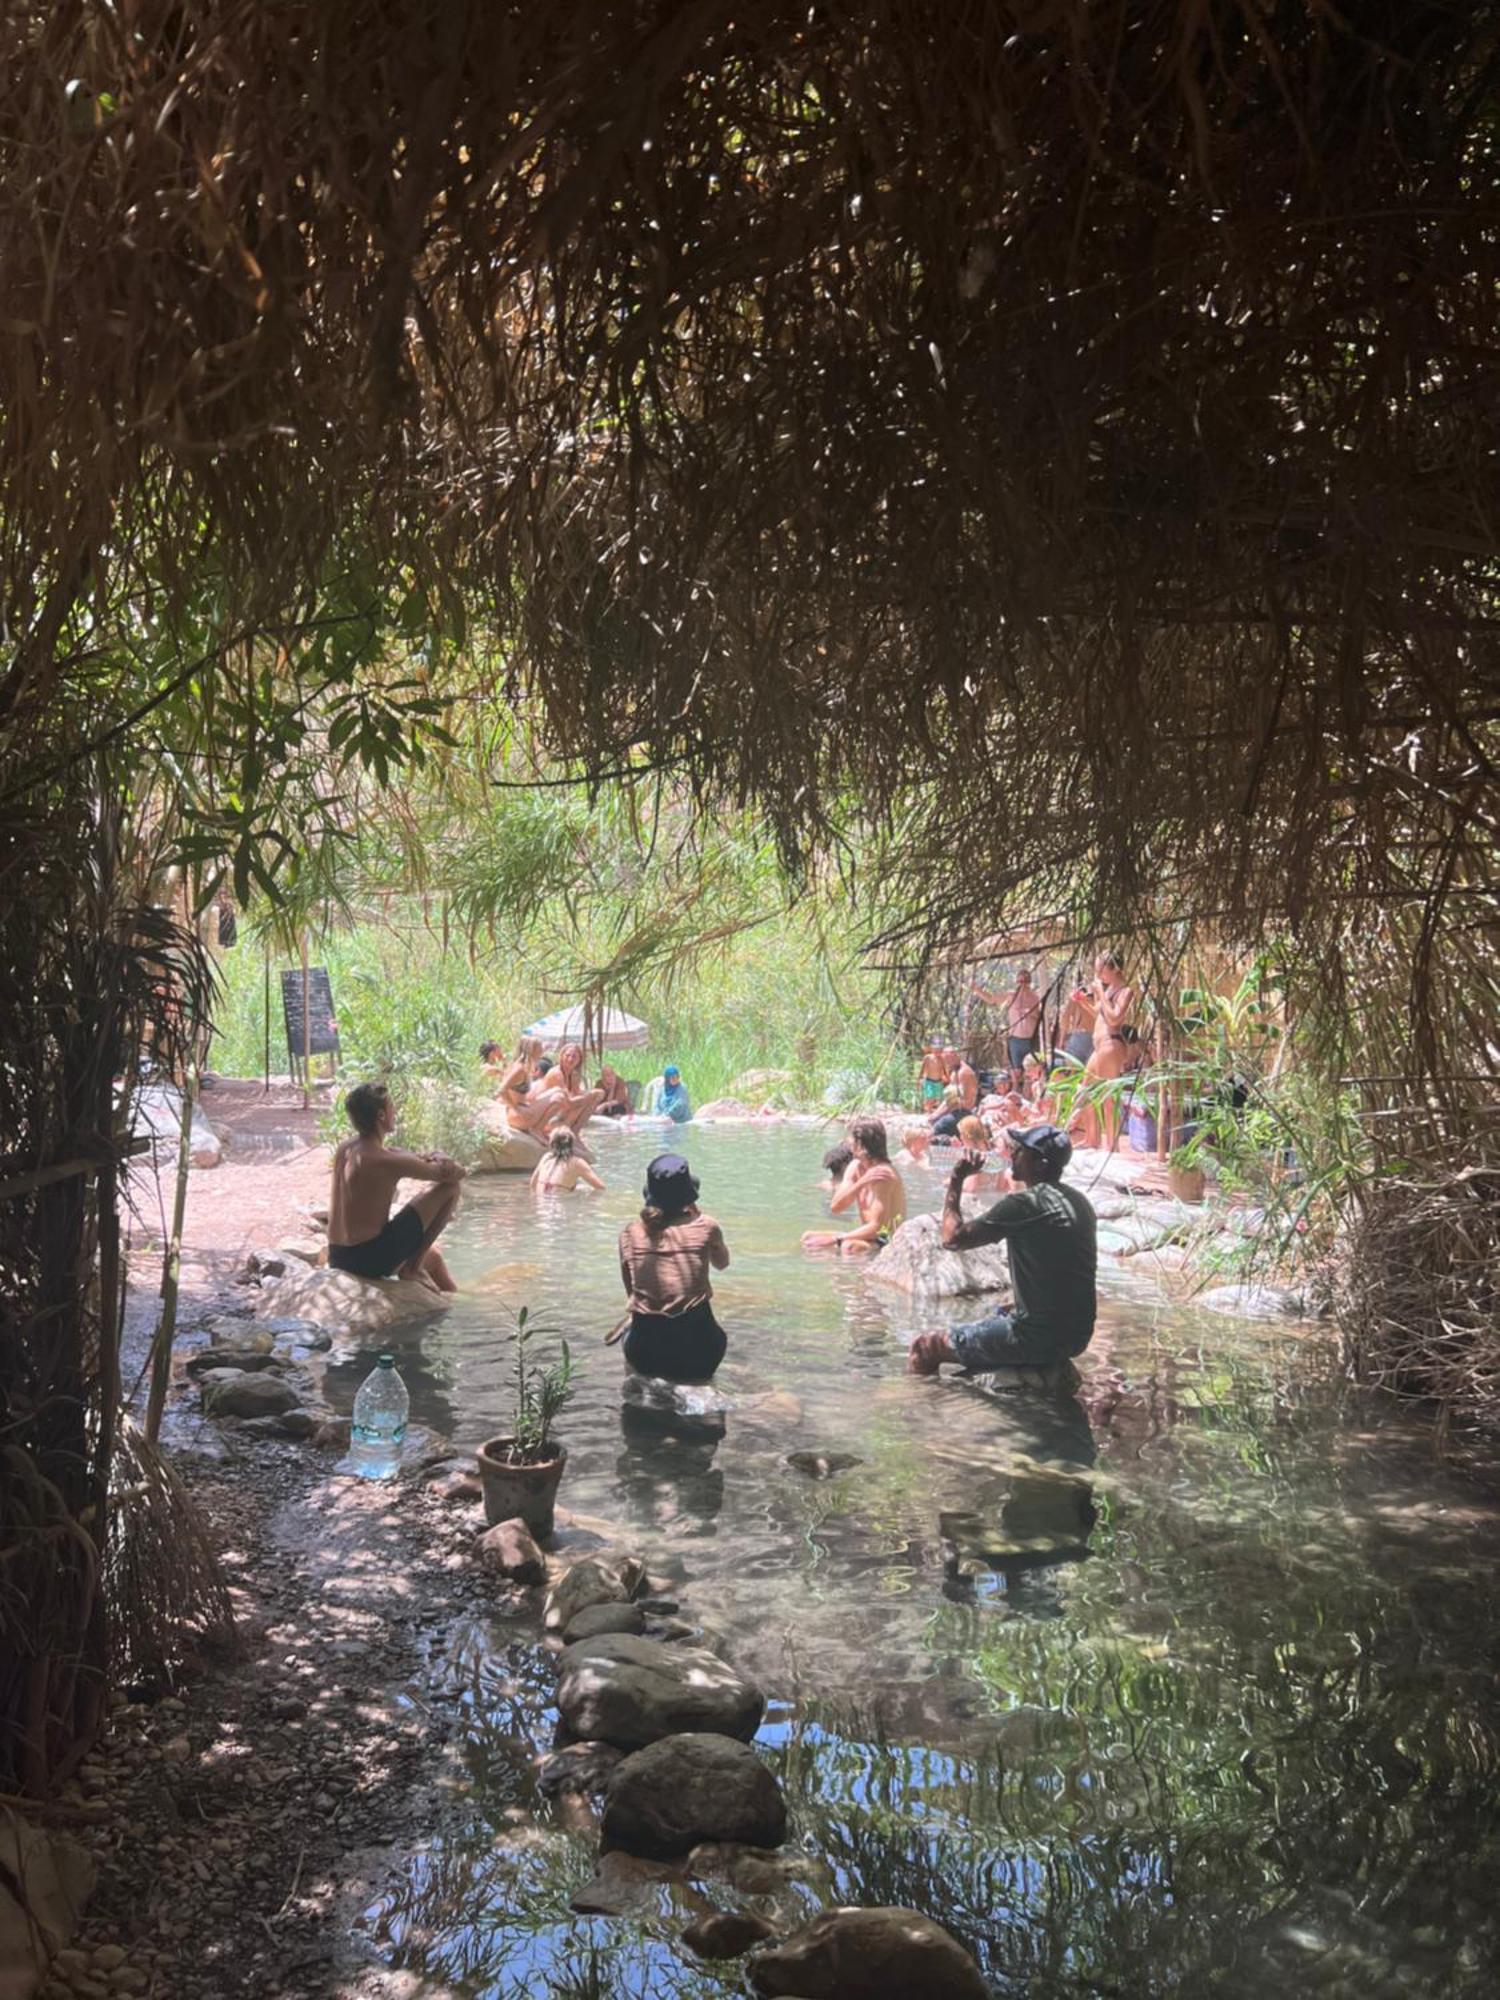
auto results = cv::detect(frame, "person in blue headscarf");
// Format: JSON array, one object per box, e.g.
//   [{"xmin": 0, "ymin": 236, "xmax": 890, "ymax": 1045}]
[{"xmin": 657, "ymin": 1063, "xmax": 692, "ymax": 1123}]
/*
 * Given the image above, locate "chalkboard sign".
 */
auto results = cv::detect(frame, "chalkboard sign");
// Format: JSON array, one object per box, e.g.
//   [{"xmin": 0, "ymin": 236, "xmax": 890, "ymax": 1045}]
[{"xmin": 280, "ymin": 967, "xmax": 340, "ymax": 1062}]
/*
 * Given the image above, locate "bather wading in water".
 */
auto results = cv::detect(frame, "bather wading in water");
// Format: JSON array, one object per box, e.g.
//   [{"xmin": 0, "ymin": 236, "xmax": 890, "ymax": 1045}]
[
  {"xmin": 616, "ymin": 1153, "xmax": 731, "ymax": 1383},
  {"xmin": 802, "ymin": 1117, "xmax": 906, "ymax": 1254},
  {"xmin": 530, "ymin": 1127, "xmax": 606, "ymax": 1194}
]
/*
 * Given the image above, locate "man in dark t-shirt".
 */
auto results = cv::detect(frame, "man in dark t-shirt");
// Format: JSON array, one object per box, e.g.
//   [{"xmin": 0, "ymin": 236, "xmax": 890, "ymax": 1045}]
[{"xmin": 908, "ymin": 1123, "xmax": 1096, "ymax": 1373}]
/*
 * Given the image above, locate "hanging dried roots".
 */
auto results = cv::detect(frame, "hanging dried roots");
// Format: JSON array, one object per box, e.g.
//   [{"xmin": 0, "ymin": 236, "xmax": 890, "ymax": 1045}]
[
  {"xmin": 1337, "ymin": 1169, "xmax": 1500, "ymax": 1437},
  {"xmin": 106, "ymin": 1422, "xmax": 235, "ymax": 1689}
]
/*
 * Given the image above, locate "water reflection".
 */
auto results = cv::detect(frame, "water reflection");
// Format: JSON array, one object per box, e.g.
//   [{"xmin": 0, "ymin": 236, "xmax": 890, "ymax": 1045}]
[
  {"xmin": 941, "ymin": 1387, "xmax": 1098, "ymax": 1592},
  {"xmin": 344, "ymin": 1126, "xmax": 1500, "ymax": 1999},
  {"xmin": 615, "ymin": 1402, "xmax": 726, "ymax": 1533}
]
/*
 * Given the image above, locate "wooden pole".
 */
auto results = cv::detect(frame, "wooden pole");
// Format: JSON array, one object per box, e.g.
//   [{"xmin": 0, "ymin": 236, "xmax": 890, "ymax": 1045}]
[
  {"xmin": 300, "ymin": 932, "xmax": 311, "ymax": 1109},
  {"xmin": 1156, "ymin": 1020, "xmax": 1170, "ymax": 1163},
  {"xmin": 145, "ymin": 1065, "xmax": 197, "ymax": 1443},
  {"xmin": 263, "ymin": 939, "xmax": 272, "ymax": 1093}
]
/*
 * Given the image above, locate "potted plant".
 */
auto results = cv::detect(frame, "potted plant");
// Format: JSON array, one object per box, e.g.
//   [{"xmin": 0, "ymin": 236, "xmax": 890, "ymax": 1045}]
[
  {"xmin": 477, "ymin": 1306, "xmax": 575, "ymax": 1537},
  {"xmin": 1166, "ymin": 1119, "xmax": 1209, "ymax": 1204}
]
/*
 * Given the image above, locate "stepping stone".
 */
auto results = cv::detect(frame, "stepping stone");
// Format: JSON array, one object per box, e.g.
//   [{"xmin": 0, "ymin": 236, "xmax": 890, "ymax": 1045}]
[
  {"xmin": 563, "ymin": 1601, "xmax": 645, "ymax": 1643},
  {"xmin": 602, "ymin": 1732, "xmax": 786, "ymax": 1858},
  {"xmin": 749, "ymin": 1906, "xmax": 988, "ymax": 1999},
  {"xmin": 556, "ymin": 1632, "xmax": 763, "ymax": 1750}
]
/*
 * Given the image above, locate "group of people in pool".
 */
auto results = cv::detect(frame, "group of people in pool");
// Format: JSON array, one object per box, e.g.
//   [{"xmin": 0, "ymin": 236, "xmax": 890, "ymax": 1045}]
[
  {"xmin": 325, "ymin": 1082, "xmax": 1097, "ymax": 1391},
  {"xmin": 614, "ymin": 1117, "xmax": 1097, "ymax": 1384}
]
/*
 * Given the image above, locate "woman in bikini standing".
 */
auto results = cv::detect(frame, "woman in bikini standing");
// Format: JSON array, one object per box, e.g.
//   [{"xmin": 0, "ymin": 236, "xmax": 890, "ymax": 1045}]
[{"xmin": 1071, "ymin": 952, "xmax": 1138, "ymax": 1152}]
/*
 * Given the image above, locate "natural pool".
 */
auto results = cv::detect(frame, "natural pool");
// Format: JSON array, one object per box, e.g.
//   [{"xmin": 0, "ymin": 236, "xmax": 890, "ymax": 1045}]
[{"xmin": 329, "ymin": 1123, "xmax": 1500, "ymax": 1998}]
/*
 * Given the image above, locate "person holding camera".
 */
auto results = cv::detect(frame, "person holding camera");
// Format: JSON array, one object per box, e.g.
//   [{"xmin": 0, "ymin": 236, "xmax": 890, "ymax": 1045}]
[{"xmin": 907, "ymin": 1124, "xmax": 1096, "ymax": 1374}]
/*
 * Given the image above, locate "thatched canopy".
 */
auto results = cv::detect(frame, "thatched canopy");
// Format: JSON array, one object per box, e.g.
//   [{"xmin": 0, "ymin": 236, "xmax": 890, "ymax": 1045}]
[{"xmin": 1, "ymin": 1, "xmax": 1496, "ymax": 1111}]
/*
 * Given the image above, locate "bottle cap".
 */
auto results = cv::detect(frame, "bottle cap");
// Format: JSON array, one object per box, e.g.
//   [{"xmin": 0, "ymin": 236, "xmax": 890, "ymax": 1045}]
[{"xmin": 377, "ymin": 1352, "xmax": 395, "ymax": 1368}]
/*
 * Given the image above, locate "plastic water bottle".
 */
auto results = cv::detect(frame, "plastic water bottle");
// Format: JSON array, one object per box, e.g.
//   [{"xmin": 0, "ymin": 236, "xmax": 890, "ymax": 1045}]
[{"xmin": 349, "ymin": 1353, "xmax": 409, "ymax": 1479}]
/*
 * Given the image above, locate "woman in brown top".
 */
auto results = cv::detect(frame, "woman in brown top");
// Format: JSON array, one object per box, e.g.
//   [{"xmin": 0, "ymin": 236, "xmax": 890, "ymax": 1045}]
[{"xmin": 617, "ymin": 1154, "xmax": 730, "ymax": 1382}]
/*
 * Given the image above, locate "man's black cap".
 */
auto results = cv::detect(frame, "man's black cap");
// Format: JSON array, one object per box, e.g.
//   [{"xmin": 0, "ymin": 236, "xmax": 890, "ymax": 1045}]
[{"xmin": 1005, "ymin": 1123, "xmax": 1072, "ymax": 1172}]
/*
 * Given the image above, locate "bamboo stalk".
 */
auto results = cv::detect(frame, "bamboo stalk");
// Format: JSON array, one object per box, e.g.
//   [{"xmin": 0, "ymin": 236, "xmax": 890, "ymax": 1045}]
[{"xmin": 144, "ymin": 1068, "xmax": 198, "ymax": 1445}]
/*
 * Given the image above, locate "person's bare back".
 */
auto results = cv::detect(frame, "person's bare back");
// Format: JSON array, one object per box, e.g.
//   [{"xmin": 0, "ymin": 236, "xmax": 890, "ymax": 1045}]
[{"xmin": 326, "ymin": 1082, "xmax": 464, "ymax": 1290}]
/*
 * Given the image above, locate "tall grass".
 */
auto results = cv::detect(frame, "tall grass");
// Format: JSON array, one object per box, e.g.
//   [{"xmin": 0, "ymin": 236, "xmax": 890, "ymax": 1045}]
[{"xmin": 206, "ymin": 903, "xmax": 909, "ymax": 1107}]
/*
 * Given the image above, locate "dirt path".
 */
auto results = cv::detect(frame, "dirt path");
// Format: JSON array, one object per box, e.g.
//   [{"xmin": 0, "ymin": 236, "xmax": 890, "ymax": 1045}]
[{"xmin": 46, "ymin": 1145, "xmax": 504, "ymax": 2000}]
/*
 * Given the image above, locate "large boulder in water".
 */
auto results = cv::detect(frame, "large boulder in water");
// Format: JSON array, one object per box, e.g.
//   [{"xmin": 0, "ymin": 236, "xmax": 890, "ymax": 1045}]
[
  {"xmin": 694, "ymin": 1097, "xmax": 756, "ymax": 1123},
  {"xmin": 748, "ymin": 1907, "xmax": 988, "ymax": 1999},
  {"xmin": 726, "ymin": 1067, "xmax": 793, "ymax": 1105},
  {"xmin": 254, "ymin": 1263, "xmax": 449, "ymax": 1332},
  {"xmin": 602, "ymin": 1733, "xmax": 787, "ymax": 1857},
  {"xmin": 866, "ymin": 1210, "xmax": 1011, "ymax": 1297},
  {"xmin": 470, "ymin": 1105, "xmax": 546, "ymax": 1173},
  {"xmin": 556, "ymin": 1632, "xmax": 764, "ymax": 1749}
]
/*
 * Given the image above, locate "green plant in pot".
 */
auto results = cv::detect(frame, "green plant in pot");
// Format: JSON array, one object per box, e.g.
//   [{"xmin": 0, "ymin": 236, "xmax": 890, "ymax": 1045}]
[{"xmin": 477, "ymin": 1305, "xmax": 575, "ymax": 1539}]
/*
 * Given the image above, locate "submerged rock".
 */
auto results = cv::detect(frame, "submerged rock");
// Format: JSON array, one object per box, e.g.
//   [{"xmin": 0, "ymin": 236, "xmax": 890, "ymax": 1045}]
[
  {"xmin": 866, "ymin": 1211, "xmax": 1012, "ymax": 1297},
  {"xmin": 253, "ymin": 1263, "xmax": 449, "ymax": 1332},
  {"xmin": 556, "ymin": 1632, "xmax": 764, "ymax": 1749},
  {"xmin": 941, "ymin": 1473, "xmax": 1096, "ymax": 1572},
  {"xmin": 748, "ymin": 1906, "xmax": 988, "ymax": 1999},
  {"xmin": 564, "ymin": 1600, "xmax": 646, "ymax": 1643},
  {"xmin": 785, "ymin": 1450, "xmax": 863, "ymax": 1480},
  {"xmin": 621, "ymin": 1372, "xmax": 731, "ymax": 1437},
  {"xmin": 567, "ymin": 1848, "xmax": 683, "ymax": 1917},
  {"xmin": 537, "ymin": 1740, "xmax": 624, "ymax": 1799},
  {"xmin": 963, "ymin": 1360, "xmax": 1083, "ymax": 1397},
  {"xmin": 543, "ymin": 1552, "xmax": 647, "ymax": 1633},
  {"xmin": 603, "ymin": 1732, "xmax": 787, "ymax": 1857},
  {"xmin": 682, "ymin": 1910, "xmax": 778, "ymax": 1960}
]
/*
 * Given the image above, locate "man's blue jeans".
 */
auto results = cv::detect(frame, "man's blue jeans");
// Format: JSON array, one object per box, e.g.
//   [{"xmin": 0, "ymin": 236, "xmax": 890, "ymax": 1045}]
[{"xmin": 948, "ymin": 1310, "xmax": 1069, "ymax": 1371}]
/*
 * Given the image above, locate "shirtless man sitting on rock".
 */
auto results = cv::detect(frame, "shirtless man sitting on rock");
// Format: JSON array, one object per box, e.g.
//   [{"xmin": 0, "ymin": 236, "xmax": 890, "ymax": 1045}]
[
  {"xmin": 327, "ymin": 1082, "xmax": 464, "ymax": 1292},
  {"xmin": 803, "ymin": 1118, "xmax": 907, "ymax": 1255}
]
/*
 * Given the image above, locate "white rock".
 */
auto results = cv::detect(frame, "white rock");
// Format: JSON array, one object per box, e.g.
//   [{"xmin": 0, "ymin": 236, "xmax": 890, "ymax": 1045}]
[
  {"xmin": 132, "ymin": 1082, "xmax": 224, "ymax": 1170},
  {"xmin": 1196, "ymin": 1283, "xmax": 1304, "ymax": 1320},
  {"xmin": 253, "ymin": 1263, "xmax": 450, "ymax": 1332},
  {"xmin": 621, "ymin": 1373, "xmax": 732, "ymax": 1421},
  {"xmin": 470, "ymin": 1106, "xmax": 545, "ymax": 1174},
  {"xmin": 866, "ymin": 1210, "xmax": 1011, "ymax": 1297}
]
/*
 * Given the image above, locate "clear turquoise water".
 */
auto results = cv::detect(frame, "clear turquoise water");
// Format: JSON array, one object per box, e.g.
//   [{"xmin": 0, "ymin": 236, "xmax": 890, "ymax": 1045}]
[{"xmin": 335, "ymin": 1123, "xmax": 1500, "ymax": 1998}]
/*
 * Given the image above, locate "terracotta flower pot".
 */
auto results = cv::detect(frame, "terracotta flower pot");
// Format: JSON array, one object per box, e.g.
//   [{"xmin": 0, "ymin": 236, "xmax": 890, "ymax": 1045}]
[
  {"xmin": 1167, "ymin": 1158, "xmax": 1206, "ymax": 1204},
  {"xmin": 476, "ymin": 1436, "xmax": 567, "ymax": 1537}
]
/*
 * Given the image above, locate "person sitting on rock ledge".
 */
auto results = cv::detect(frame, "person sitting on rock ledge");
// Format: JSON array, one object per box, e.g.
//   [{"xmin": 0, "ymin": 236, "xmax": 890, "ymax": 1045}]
[
  {"xmin": 803, "ymin": 1117, "xmax": 906, "ymax": 1254},
  {"xmin": 617, "ymin": 1154, "xmax": 731, "ymax": 1382},
  {"xmin": 908, "ymin": 1124, "xmax": 1096, "ymax": 1375},
  {"xmin": 327, "ymin": 1082, "xmax": 464, "ymax": 1292}
]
